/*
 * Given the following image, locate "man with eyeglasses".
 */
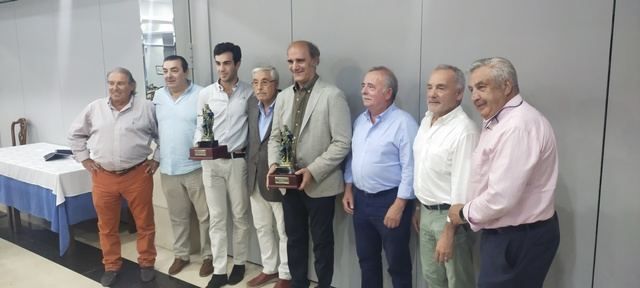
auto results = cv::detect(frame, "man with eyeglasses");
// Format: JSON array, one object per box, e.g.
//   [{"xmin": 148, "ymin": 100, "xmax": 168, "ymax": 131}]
[
  {"xmin": 246, "ymin": 66, "xmax": 291, "ymax": 288},
  {"xmin": 449, "ymin": 57, "xmax": 560, "ymax": 288},
  {"xmin": 196, "ymin": 42, "xmax": 252, "ymax": 288}
]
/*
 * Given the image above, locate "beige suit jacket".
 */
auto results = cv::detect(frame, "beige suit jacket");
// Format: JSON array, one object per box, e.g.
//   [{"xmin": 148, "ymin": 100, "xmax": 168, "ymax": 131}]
[{"xmin": 268, "ymin": 78, "xmax": 352, "ymax": 198}]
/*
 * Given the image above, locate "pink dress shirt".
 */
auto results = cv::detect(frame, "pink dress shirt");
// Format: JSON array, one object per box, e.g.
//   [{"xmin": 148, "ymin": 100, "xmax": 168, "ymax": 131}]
[{"xmin": 464, "ymin": 95, "xmax": 558, "ymax": 231}]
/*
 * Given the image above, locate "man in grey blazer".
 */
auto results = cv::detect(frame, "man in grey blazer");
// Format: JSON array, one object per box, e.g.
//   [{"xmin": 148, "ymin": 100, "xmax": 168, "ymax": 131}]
[
  {"xmin": 247, "ymin": 66, "xmax": 291, "ymax": 288},
  {"xmin": 267, "ymin": 40, "xmax": 352, "ymax": 288}
]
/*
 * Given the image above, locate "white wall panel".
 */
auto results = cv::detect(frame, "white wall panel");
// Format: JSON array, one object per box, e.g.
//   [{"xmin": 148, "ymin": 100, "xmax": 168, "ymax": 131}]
[
  {"xmin": 0, "ymin": 3, "xmax": 26, "ymax": 147},
  {"xmin": 292, "ymin": 0, "xmax": 423, "ymax": 121},
  {"xmin": 99, "ymin": 0, "xmax": 145, "ymax": 96},
  {"xmin": 15, "ymin": 0, "xmax": 65, "ymax": 145},
  {"xmin": 209, "ymin": 0, "xmax": 292, "ymax": 89},
  {"xmin": 57, "ymin": 0, "xmax": 106, "ymax": 146},
  {"xmin": 595, "ymin": 0, "xmax": 640, "ymax": 287}
]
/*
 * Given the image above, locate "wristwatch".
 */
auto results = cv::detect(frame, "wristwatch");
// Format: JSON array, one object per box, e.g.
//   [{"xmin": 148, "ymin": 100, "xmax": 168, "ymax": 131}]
[{"xmin": 459, "ymin": 208, "xmax": 468, "ymax": 224}]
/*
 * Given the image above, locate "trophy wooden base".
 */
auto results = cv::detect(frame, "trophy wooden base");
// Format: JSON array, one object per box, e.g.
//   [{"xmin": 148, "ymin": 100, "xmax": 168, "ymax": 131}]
[
  {"xmin": 189, "ymin": 142, "xmax": 229, "ymax": 160},
  {"xmin": 268, "ymin": 173, "xmax": 302, "ymax": 190}
]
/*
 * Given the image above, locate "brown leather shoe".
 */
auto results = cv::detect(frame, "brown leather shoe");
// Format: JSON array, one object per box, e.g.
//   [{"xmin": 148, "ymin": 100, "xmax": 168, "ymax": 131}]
[
  {"xmin": 273, "ymin": 278, "xmax": 291, "ymax": 288},
  {"xmin": 168, "ymin": 258, "xmax": 190, "ymax": 275},
  {"xmin": 247, "ymin": 272, "xmax": 278, "ymax": 287},
  {"xmin": 199, "ymin": 259, "xmax": 214, "ymax": 277}
]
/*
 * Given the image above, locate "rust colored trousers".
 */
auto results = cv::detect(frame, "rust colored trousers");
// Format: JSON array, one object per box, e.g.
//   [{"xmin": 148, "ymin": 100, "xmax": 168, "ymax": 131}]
[{"xmin": 92, "ymin": 164, "xmax": 156, "ymax": 271}]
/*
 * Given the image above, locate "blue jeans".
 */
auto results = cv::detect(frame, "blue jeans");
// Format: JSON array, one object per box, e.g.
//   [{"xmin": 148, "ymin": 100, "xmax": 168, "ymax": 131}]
[{"xmin": 353, "ymin": 186, "xmax": 413, "ymax": 288}]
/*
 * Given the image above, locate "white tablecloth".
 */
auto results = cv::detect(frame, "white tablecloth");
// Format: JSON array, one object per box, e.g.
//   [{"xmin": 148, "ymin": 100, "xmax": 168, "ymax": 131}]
[{"xmin": 0, "ymin": 143, "xmax": 92, "ymax": 205}]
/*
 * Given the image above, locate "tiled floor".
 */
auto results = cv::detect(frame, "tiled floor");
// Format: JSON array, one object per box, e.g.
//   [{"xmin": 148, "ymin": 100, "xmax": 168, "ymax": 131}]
[{"xmin": 0, "ymin": 213, "xmax": 270, "ymax": 288}]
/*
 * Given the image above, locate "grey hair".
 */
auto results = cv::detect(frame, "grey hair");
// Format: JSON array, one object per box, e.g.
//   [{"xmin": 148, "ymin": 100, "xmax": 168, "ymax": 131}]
[
  {"xmin": 106, "ymin": 67, "xmax": 137, "ymax": 96},
  {"xmin": 367, "ymin": 66, "xmax": 398, "ymax": 101},
  {"xmin": 251, "ymin": 66, "xmax": 279, "ymax": 83},
  {"xmin": 470, "ymin": 57, "xmax": 519, "ymax": 93},
  {"xmin": 433, "ymin": 64, "xmax": 466, "ymax": 93}
]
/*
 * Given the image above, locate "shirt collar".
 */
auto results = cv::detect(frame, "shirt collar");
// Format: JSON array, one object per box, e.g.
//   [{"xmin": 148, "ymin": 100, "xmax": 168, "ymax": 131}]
[
  {"xmin": 258, "ymin": 99, "xmax": 276, "ymax": 112},
  {"xmin": 293, "ymin": 74, "xmax": 319, "ymax": 93},
  {"xmin": 425, "ymin": 105, "xmax": 463, "ymax": 126},
  {"xmin": 215, "ymin": 78, "xmax": 239, "ymax": 92},
  {"xmin": 163, "ymin": 81, "xmax": 193, "ymax": 98},
  {"xmin": 363, "ymin": 103, "xmax": 397, "ymax": 123},
  {"xmin": 107, "ymin": 95, "xmax": 134, "ymax": 111},
  {"xmin": 483, "ymin": 94, "xmax": 524, "ymax": 130}
]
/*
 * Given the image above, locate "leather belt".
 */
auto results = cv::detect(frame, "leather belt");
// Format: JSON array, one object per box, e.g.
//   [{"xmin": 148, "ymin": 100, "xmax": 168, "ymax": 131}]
[
  {"xmin": 224, "ymin": 151, "xmax": 246, "ymax": 159},
  {"xmin": 104, "ymin": 161, "xmax": 145, "ymax": 175},
  {"xmin": 484, "ymin": 213, "xmax": 557, "ymax": 234},
  {"xmin": 423, "ymin": 203, "xmax": 451, "ymax": 210}
]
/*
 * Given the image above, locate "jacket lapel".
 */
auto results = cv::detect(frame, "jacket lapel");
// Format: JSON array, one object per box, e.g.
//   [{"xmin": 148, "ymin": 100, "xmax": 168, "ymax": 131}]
[{"xmin": 301, "ymin": 80, "xmax": 322, "ymax": 131}]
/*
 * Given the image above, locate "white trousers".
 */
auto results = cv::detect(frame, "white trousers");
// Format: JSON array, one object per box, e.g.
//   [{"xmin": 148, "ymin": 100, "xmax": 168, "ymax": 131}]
[
  {"xmin": 160, "ymin": 168, "xmax": 212, "ymax": 260},
  {"xmin": 201, "ymin": 158, "xmax": 250, "ymax": 273},
  {"xmin": 250, "ymin": 182, "xmax": 290, "ymax": 279}
]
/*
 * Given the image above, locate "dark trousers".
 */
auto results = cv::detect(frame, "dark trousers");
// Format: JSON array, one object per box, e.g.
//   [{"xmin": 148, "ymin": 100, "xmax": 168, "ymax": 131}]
[
  {"xmin": 283, "ymin": 189, "xmax": 335, "ymax": 288},
  {"xmin": 478, "ymin": 213, "xmax": 560, "ymax": 288},
  {"xmin": 353, "ymin": 186, "xmax": 413, "ymax": 288}
]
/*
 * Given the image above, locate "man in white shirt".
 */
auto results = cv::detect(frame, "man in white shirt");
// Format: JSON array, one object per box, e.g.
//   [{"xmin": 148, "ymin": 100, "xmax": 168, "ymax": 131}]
[
  {"xmin": 412, "ymin": 65, "xmax": 478, "ymax": 288},
  {"xmin": 196, "ymin": 42, "xmax": 252, "ymax": 288}
]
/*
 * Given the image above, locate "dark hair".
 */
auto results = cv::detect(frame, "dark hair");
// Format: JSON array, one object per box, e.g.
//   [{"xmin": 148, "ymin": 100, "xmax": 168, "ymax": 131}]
[
  {"xmin": 213, "ymin": 42, "xmax": 242, "ymax": 63},
  {"xmin": 163, "ymin": 55, "xmax": 189, "ymax": 72}
]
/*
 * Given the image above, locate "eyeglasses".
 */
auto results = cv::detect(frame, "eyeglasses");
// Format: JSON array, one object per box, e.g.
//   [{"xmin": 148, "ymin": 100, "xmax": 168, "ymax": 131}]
[{"xmin": 252, "ymin": 80, "xmax": 275, "ymax": 87}]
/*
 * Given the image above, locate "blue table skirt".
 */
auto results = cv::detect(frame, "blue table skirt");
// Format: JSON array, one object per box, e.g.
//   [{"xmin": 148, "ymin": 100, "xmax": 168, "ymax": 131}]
[{"xmin": 0, "ymin": 174, "xmax": 96, "ymax": 255}]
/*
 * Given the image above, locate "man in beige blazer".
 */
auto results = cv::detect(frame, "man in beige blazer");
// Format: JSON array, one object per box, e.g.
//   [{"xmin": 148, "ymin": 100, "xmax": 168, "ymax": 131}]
[{"xmin": 267, "ymin": 40, "xmax": 352, "ymax": 288}]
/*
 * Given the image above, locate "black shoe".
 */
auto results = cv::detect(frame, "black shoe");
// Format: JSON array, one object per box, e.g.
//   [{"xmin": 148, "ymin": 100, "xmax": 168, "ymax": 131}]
[
  {"xmin": 140, "ymin": 266, "xmax": 155, "ymax": 282},
  {"xmin": 100, "ymin": 270, "xmax": 119, "ymax": 287},
  {"xmin": 206, "ymin": 273, "xmax": 228, "ymax": 288},
  {"xmin": 227, "ymin": 264, "xmax": 245, "ymax": 285}
]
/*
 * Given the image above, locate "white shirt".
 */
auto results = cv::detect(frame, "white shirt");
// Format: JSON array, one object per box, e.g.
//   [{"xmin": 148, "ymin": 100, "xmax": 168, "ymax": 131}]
[
  {"xmin": 195, "ymin": 80, "xmax": 252, "ymax": 152},
  {"xmin": 413, "ymin": 106, "xmax": 479, "ymax": 205}
]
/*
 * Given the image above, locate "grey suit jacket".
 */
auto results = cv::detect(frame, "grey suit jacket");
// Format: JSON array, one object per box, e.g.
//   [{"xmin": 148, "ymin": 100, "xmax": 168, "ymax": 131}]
[
  {"xmin": 268, "ymin": 78, "xmax": 352, "ymax": 198},
  {"xmin": 247, "ymin": 95, "xmax": 282, "ymax": 202}
]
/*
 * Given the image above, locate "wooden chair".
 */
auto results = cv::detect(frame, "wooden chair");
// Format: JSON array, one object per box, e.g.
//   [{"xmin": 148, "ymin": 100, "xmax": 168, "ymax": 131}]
[
  {"xmin": 11, "ymin": 118, "xmax": 27, "ymax": 146},
  {"xmin": 8, "ymin": 118, "xmax": 28, "ymax": 230}
]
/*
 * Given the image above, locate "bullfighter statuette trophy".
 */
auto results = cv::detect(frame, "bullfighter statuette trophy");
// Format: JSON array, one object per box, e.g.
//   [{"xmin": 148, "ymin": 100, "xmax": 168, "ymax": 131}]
[
  {"xmin": 267, "ymin": 125, "xmax": 302, "ymax": 189},
  {"xmin": 189, "ymin": 104, "xmax": 228, "ymax": 160}
]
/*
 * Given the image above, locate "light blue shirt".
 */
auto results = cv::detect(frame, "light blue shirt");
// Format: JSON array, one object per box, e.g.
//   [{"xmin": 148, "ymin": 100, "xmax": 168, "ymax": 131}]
[
  {"xmin": 258, "ymin": 100, "xmax": 275, "ymax": 141},
  {"xmin": 345, "ymin": 104, "xmax": 418, "ymax": 199},
  {"xmin": 153, "ymin": 82, "xmax": 203, "ymax": 175}
]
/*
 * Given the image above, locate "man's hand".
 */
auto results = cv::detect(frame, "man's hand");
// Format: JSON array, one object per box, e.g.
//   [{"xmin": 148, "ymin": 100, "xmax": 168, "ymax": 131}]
[
  {"xmin": 384, "ymin": 198, "xmax": 407, "ymax": 229},
  {"xmin": 412, "ymin": 205, "xmax": 420, "ymax": 233},
  {"xmin": 448, "ymin": 204, "xmax": 466, "ymax": 225},
  {"xmin": 295, "ymin": 167, "xmax": 313, "ymax": 191},
  {"xmin": 342, "ymin": 184, "xmax": 354, "ymax": 214},
  {"xmin": 266, "ymin": 164, "xmax": 277, "ymax": 188},
  {"xmin": 144, "ymin": 160, "xmax": 159, "ymax": 175},
  {"xmin": 435, "ymin": 224, "xmax": 456, "ymax": 263},
  {"xmin": 81, "ymin": 159, "xmax": 102, "ymax": 174}
]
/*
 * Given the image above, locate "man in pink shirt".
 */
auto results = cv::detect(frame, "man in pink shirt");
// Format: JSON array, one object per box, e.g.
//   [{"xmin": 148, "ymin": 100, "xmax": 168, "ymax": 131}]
[{"xmin": 449, "ymin": 57, "xmax": 559, "ymax": 288}]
